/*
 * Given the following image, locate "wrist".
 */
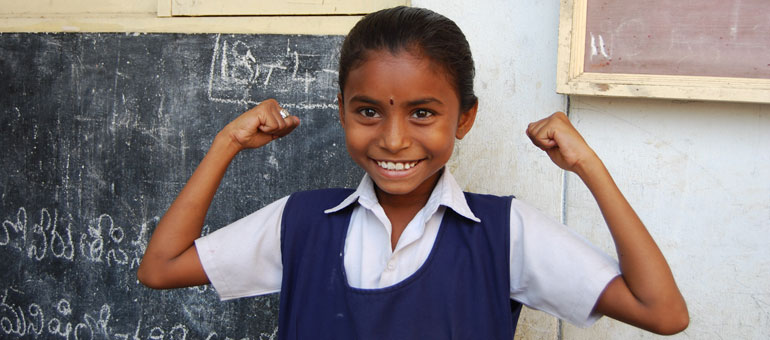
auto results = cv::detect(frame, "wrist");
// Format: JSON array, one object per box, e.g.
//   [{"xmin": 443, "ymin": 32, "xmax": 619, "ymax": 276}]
[
  {"xmin": 573, "ymin": 151, "xmax": 606, "ymax": 183},
  {"xmin": 212, "ymin": 130, "xmax": 243, "ymax": 159}
]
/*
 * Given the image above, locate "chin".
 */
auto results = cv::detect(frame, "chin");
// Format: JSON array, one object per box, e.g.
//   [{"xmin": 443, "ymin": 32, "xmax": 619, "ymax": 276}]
[{"xmin": 371, "ymin": 180, "xmax": 418, "ymax": 196}]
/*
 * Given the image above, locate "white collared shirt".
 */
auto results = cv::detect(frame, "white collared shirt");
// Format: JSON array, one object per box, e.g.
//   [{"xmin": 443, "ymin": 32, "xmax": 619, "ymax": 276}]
[{"xmin": 195, "ymin": 170, "xmax": 620, "ymax": 327}]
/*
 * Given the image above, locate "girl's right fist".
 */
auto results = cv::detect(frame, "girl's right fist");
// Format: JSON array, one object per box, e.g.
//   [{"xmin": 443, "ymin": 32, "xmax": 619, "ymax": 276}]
[{"xmin": 222, "ymin": 99, "xmax": 300, "ymax": 150}]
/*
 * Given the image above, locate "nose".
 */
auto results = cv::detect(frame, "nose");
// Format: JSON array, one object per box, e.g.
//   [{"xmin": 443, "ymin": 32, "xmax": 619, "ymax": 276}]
[{"xmin": 379, "ymin": 115, "xmax": 410, "ymax": 153}]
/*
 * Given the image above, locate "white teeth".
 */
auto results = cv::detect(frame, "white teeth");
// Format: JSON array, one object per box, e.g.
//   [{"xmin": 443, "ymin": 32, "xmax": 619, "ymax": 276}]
[{"xmin": 377, "ymin": 160, "xmax": 418, "ymax": 171}]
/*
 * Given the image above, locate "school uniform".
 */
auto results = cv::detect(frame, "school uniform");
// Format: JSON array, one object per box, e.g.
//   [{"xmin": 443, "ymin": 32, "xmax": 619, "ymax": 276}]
[{"xmin": 195, "ymin": 170, "xmax": 620, "ymax": 338}]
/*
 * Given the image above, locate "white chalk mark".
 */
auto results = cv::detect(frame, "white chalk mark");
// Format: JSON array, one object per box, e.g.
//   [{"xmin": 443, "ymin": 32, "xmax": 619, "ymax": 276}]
[
  {"xmin": 245, "ymin": 48, "xmax": 256, "ymax": 63},
  {"xmin": 179, "ymin": 129, "xmax": 188, "ymax": 170},
  {"xmin": 110, "ymin": 40, "xmax": 122, "ymax": 132},
  {"xmin": 598, "ymin": 34, "xmax": 609, "ymax": 58},
  {"xmin": 251, "ymin": 64, "xmax": 261, "ymax": 83},
  {"xmin": 220, "ymin": 40, "xmax": 228, "ymax": 79},
  {"xmin": 730, "ymin": 0, "xmax": 741, "ymax": 40},
  {"xmin": 1, "ymin": 207, "xmax": 27, "ymax": 247},
  {"xmin": 286, "ymin": 38, "xmax": 291, "ymax": 56},
  {"xmin": 262, "ymin": 63, "xmax": 287, "ymax": 86},
  {"xmin": 57, "ymin": 299, "xmax": 72, "ymax": 316},
  {"xmin": 304, "ymin": 70, "xmax": 313, "ymax": 93},
  {"xmin": 208, "ymin": 34, "xmax": 222, "ymax": 104},
  {"xmin": 589, "ymin": 33, "xmax": 610, "ymax": 59},
  {"xmin": 292, "ymin": 51, "xmax": 300, "ymax": 78}
]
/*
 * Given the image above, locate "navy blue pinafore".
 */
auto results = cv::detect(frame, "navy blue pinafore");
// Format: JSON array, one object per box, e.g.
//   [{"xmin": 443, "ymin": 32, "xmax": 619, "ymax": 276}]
[{"xmin": 278, "ymin": 189, "xmax": 521, "ymax": 340}]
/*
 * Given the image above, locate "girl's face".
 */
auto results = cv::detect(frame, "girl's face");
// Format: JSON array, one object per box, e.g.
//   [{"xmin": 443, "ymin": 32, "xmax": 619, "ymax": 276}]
[{"xmin": 338, "ymin": 50, "xmax": 477, "ymax": 197}]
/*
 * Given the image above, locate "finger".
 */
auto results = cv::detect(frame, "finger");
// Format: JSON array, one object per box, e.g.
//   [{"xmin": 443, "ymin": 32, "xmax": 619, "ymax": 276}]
[
  {"xmin": 533, "ymin": 136, "xmax": 557, "ymax": 151},
  {"xmin": 258, "ymin": 115, "xmax": 278, "ymax": 133},
  {"xmin": 527, "ymin": 121, "xmax": 557, "ymax": 150},
  {"xmin": 526, "ymin": 117, "xmax": 550, "ymax": 140},
  {"xmin": 273, "ymin": 107, "xmax": 288, "ymax": 130},
  {"xmin": 269, "ymin": 117, "xmax": 299, "ymax": 140},
  {"xmin": 258, "ymin": 106, "xmax": 287, "ymax": 133},
  {"xmin": 271, "ymin": 116, "xmax": 301, "ymax": 139}
]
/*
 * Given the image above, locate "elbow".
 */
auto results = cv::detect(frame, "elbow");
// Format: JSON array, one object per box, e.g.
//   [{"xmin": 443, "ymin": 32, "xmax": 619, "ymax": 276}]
[
  {"xmin": 651, "ymin": 302, "xmax": 690, "ymax": 335},
  {"xmin": 660, "ymin": 312, "xmax": 689, "ymax": 335},
  {"xmin": 136, "ymin": 263, "xmax": 152, "ymax": 288},
  {"xmin": 653, "ymin": 316, "xmax": 689, "ymax": 336},
  {"xmin": 136, "ymin": 261, "xmax": 164, "ymax": 289}
]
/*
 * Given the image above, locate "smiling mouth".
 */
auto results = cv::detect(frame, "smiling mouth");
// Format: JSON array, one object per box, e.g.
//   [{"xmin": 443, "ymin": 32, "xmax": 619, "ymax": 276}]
[{"xmin": 376, "ymin": 160, "xmax": 420, "ymax": 171}]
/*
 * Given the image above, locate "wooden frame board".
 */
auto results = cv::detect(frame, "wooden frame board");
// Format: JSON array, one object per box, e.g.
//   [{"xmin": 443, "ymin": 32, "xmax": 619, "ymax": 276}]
[
  {"xmin": 165, "ymin": 0, "xmax": 409, "ymax": 16},
  {"xmin": 0, "ymin": 0, "xmax": 407, "ymax": 34},
  {"xmin": 556, "ymin": 0, "xmax": 770, "ymax": 103}
]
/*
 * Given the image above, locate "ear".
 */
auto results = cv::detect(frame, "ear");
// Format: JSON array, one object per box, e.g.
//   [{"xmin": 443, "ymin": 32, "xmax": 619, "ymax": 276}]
[
  {"xmin": 337, "ymin": 93, "xmax": 346, "ymax": 128},
  {"xmin": 455, "ymin": 101, "xmax": 478, "ymax": 139}
]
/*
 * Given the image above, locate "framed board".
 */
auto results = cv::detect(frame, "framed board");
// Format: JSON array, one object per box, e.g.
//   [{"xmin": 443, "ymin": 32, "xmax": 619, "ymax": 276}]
[{"xmin": 556, "ymin": 0, "xmax": 770, "ymax": 103}]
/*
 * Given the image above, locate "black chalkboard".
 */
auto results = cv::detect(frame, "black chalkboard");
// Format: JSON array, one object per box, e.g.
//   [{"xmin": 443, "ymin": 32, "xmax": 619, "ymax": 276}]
[{"xmin": 0, "ymin": 32, "xmax": 362, "ymax": 339}]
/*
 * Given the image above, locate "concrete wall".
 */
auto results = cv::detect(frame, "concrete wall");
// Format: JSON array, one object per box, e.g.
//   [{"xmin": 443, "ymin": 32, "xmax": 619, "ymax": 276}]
[{"xmin": 417, "ymin": 0, "xmax": 770, "ymax": 339}]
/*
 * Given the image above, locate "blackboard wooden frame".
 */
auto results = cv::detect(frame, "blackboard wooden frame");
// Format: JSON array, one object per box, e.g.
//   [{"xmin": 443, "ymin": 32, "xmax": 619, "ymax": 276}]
[
  {"xmin": 161, "ymin": 0, "xmax": 409, "ymax": 16},
  {"xmin": 556, "ymin": 0, "xmax": 770, "ymax": 103}
]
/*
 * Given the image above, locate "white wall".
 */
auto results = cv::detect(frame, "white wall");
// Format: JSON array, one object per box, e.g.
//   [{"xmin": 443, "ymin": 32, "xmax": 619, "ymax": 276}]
[{"xmin": 416, "ymin": 0, "xmax": 770, "ymax": 339}]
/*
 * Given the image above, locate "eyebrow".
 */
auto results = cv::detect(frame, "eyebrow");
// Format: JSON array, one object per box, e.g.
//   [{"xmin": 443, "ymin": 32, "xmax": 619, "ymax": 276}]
[
  {"xmin": 348, "ymin": 95, "xmax": 381, "ymax": 106},
  {"xmin": 348, "ymin": 95, "xmax": 444, "ymax": 106},
  {"xmin": 406, "ymin": 97, "xmax": 444, "ymax": 106}
]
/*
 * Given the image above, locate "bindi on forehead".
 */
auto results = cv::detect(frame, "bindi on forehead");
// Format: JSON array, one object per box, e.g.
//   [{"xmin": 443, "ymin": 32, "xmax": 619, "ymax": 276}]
[{"xmin": 390, "ymin": 97, "xmax": 394, "ymax": 106}]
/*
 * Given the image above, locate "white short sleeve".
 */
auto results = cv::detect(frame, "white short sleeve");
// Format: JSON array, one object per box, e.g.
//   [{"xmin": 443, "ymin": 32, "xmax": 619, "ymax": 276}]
[
  {"xmin": 509, "ymin": 198, "xmax": 620, "ymax": 327},
  {"xmin": 194, "ymin": 196, "xmax": 288, "ymax": 300}
]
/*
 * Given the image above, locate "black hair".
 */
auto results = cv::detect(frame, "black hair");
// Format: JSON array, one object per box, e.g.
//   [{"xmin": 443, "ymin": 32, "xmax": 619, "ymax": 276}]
[{"xmin": 338, "ymin": 6, "xmax": 478, "ymax": 112}]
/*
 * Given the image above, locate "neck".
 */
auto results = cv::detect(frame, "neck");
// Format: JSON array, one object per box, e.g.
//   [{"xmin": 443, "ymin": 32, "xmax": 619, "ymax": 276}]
[{"xmin": 375, "ymin": 169, "xmax": 443, "ymax": 251}]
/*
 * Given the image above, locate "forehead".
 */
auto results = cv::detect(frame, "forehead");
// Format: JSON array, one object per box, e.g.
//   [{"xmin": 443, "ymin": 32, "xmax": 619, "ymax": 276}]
[{"xmin": 343, "ymin": 51, "xmax": 459, "ymax": 104}]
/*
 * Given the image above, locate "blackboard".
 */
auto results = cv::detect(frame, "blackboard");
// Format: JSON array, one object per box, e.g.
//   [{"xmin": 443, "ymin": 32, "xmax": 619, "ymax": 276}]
[{"xmin": 0, "ymin": 32, "xmax": 362, "ymax": 339}]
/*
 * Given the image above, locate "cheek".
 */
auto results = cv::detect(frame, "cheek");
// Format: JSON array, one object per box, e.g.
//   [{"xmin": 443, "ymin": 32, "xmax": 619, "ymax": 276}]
[
  {"xmin": 343, "ymin": 127, "xmax": 370, "ymax": 157},
  {"xmin": 420, "ymin": 127, "xmax": 457, "ymax": 158}
]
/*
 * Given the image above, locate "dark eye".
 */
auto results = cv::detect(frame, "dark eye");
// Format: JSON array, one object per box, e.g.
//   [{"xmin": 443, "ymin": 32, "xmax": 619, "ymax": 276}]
[
  {"xmin": 358, "ymin": 108, "xmax": 380, "ymax": 118},
  {"xmin": 412, "ymin": 109, "xmax": 434, "ymax": 119}
]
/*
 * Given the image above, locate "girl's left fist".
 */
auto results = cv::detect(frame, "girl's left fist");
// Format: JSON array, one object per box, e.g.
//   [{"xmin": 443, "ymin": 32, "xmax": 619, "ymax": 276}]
[{"xmin": 526, "ymin": 112, "xmax": 597, "ymax": 173}]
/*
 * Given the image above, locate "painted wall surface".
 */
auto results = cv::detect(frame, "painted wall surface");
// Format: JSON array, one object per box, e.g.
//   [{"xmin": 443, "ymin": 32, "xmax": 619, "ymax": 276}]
[
  {"xmin": 417, "ymin": 0, "xmax": 770, "ymax": 339},
  {"xmin": 563, "ymin": 97, "xmax": 770, "ymax": 340}
]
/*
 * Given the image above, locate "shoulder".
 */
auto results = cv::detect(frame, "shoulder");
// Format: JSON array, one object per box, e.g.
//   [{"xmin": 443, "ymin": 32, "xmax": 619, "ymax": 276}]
[{"xmin": 508, "ymin": 197, "xmax": 558, "ymax": 227}]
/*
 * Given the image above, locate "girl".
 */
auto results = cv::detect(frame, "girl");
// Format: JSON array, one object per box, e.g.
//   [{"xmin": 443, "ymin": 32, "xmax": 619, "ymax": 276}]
[{"xmin": 138, "ymin": 6, "xmax": 688, "ymax": 339}]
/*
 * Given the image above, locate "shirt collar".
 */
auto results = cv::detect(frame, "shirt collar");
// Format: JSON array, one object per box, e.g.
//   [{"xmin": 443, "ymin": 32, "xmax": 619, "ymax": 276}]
[{"xmin": 324, "ymin": 169, "xmax": 481, "ymax": 223}]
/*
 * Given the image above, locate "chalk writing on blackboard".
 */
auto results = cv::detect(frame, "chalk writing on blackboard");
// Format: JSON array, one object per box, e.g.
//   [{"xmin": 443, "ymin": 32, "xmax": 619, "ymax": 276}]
[
  {"xmin": 2, "ymin": 207, "xmax": 143, "ymax": 268},
  {"xmin": 208, "ymin": 34, "xmax": 340, "ymax": 109},
  {"xmin": 0, "ymin": 207, "xmax": 220, "ymax": 271},
  {"xmin": 1, "ymin": 286, "xmax": 274, "ymax": 340},
  {"xmin": 1, "ymin": 284, "xmax": 279, "ymax": 339}
]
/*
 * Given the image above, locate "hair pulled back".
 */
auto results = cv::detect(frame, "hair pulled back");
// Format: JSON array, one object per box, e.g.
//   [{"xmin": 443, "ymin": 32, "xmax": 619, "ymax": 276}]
[{"xmin": 338, "ymin": 6, "xmax": 477, "ymax": 112}]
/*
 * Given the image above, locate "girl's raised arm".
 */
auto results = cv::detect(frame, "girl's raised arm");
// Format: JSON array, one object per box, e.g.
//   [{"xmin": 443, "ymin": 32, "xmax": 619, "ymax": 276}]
[
  {"xmin": 137, "ymin": 99, "xmax": 299, "ymax": 289},
  {"xmin": 526, "ymin": 112, "xmax": 688, "ymax": 335}
]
